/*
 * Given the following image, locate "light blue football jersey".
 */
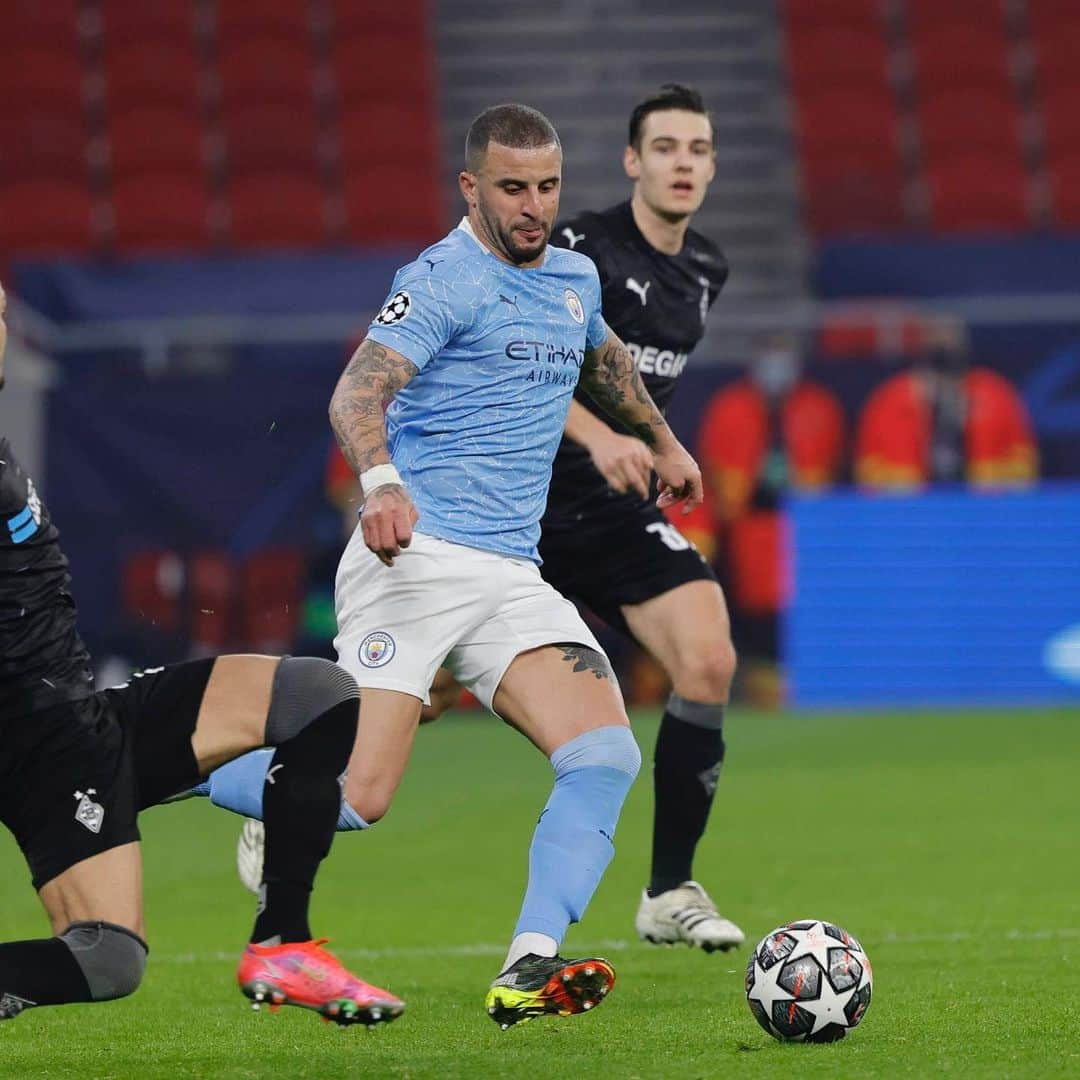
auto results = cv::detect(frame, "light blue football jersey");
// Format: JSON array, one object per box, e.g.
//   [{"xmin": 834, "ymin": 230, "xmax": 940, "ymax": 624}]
[{"xmin": 365, "ymin": 219, "xmax": 609, "ymax": 562}]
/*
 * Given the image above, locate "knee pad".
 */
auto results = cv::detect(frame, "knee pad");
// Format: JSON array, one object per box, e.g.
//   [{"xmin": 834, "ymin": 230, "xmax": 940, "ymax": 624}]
[
  {"xmin": 265, "ymin": 657, "xmax": 359, "ymax": 745},
  {"xmin": 59, "ymin": 921, "xmax": 148, "ymax": 1002}
]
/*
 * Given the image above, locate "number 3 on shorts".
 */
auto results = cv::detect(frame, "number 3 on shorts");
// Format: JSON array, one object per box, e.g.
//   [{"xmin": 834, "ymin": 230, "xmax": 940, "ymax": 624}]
[{"xmin": 645, "ymin": 522, "xmax": 690, "ymax": 552}]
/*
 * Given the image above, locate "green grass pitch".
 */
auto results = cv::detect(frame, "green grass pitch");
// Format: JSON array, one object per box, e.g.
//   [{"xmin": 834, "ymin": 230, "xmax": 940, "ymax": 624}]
[{"xmin": 1, "ymin": 706, "xmax": 1077, "ymax": 1078}]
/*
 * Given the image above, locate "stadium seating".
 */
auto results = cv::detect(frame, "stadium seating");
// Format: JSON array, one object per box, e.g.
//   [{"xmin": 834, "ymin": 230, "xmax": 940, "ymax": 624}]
[
  {"xmin": 2, "ymin": 0, "xmax": 442, "ymax": 257},
  {"xmin": 239, "ymin": 548, "xmax": 305, "ymax": 652},
  {"xmin": 343, "ymin": 166, "xmax": 442, "ymax": 246},
  {"xmin": 0, "ymin": 179, "xmax": 95, "ymax": 256},
  {"xmin": 121, "ymin": 549, "xmax": 184, "ymax": 635},
  {"xmin": 111, "ymin": 172, "xmax": 213, "ymax": 253},
  {"xmin": 188, "ymin": 549, "xmax": 236, "ymax": 651},
  {"xmin": 1048, "ymin": 152, "xmax": 1080, "ymax": 227},
  {"xmin": 227, "ymin": 173, "xmax": 327, "ymax": 249},
  {"xmin": 107, "ymin": 107, "xmax": 207, "ymax": 179},
  {"xmin": 214, "ymin": 0, "xmax": 312, "ymax": 44},
  {"xmin": 925, "ymin": 154, "xmax": 1029, "ymax": 232},
  {"xmin": 103, "ymin": 39, "xmax": 203, "ymax": 111}
]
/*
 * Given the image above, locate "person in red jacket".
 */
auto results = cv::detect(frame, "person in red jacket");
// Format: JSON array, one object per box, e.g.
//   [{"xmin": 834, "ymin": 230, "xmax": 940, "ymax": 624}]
[
  {"xmin": 697, "ymin": 335, "xmax": 846, "ymax": 704},
  {"xmin": 855, "ymin": 319, "xmax": 1038, "ymax": 490}
]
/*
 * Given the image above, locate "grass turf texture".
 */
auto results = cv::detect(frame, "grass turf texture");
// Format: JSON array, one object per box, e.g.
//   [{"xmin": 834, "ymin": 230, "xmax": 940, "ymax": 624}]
[{"xmin": 1, "ymin": 706, "xmax": 1077, "ymax": 1079}]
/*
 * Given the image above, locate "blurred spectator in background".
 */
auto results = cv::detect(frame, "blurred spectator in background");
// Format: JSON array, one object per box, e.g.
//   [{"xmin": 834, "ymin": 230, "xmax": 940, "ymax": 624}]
[
  {"xmin": 696, "ymin": 332, "xmax": 846, "ymax": 705},
  {"xmin": 856, "ymin": 316, "xmax": 1038, "ymax": 490}
]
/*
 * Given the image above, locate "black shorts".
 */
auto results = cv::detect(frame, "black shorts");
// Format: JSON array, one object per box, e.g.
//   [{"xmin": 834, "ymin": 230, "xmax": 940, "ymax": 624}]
[
  {"xmin": 538, "ymin": 505, "xmax": 717, "ymax": 640},
  {"xmin": 0, "ymin": 659, "xmax": 214, "ymax": 890}
]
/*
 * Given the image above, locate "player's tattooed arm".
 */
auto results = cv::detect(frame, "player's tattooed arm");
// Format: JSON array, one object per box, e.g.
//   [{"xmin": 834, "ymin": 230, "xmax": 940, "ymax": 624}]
[
  {"xmin": 579, "ymin": 330, "xmax": 670, "ymax": 450},
  {"xmin": 555, "ymin": 644, "xmax": 617, "ymax": 684},
  {"xmin": 329, "ymin": 337, "xmax": 419, "ymax": 475}
]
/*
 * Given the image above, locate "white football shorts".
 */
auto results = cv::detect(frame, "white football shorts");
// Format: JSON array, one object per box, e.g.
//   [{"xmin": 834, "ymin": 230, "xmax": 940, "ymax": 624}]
[{"xmin": 333, "ymin": 529, "xmax": 604, "ymax": 709}]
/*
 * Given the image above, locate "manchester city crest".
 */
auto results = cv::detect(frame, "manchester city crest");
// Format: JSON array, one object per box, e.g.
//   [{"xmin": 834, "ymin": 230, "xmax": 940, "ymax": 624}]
[
  {"xmin": 359, "ymin": 631, "xmax": 396, "ymax": 668},
  {"xmin": 564, "ymin": 288, "xmax": 585, "ymax": 325}
]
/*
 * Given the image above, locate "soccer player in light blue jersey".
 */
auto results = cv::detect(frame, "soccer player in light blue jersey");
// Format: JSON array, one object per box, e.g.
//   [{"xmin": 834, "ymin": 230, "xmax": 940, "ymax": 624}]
[{"xmin": 205, "ymin": 104, "xmax": 704, "ymax": 1029}]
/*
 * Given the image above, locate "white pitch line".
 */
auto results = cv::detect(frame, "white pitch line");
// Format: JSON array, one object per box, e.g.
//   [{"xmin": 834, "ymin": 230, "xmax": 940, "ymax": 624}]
[{"xmin": 150, "ymin": 928, "xmax": 1078, "ymax": 966}]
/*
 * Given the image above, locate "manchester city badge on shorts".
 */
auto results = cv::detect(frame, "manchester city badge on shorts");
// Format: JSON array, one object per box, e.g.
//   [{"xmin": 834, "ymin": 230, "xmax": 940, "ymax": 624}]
[
  {"xmin": 359, "ymin": 631, "xmax": 397, "ymax": 668},
  {"xmin": 375, "ymin": 291, "xmax": 411, "ymax": 325},
  {"xmin": 564, "ymin": 288, "xmax": 585, "ymax": 324}
]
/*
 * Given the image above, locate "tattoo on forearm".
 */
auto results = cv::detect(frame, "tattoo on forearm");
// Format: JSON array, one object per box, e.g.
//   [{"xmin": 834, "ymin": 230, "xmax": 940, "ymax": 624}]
[
  {"xmin": 556, "ymin": 644, "xmax": 616, "ymax": 683},
  {"xmin": 329, "ymin": 339, "xmax": 418, "ymax": 474},
  {"xmin": 579, "ymin": 338, "xmax": 666, "ymax": 448}
]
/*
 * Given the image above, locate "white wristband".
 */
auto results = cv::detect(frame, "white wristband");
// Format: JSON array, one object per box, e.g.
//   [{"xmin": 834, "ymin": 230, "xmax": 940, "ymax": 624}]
[{"xmin": 359, "ymin": 463, "xmax": 403, "ymax": 498}]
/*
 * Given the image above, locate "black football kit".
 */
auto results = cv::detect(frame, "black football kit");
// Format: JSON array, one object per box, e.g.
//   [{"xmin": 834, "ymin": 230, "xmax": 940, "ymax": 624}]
[
  {"xmin": 541, "ymin": 201, "xmax": 728, "ymax": 635},
  {"xmin": 0, "ymin": 439, "xmax": 209, "ymax": 888}
]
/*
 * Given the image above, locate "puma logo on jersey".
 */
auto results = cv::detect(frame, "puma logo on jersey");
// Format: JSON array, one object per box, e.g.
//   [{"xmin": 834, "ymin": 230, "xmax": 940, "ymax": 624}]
[
  {"xmin": 626, "ymin": 277, "xmax": 651, "ymax": 306},
  {"xmin": 561, "ymin": 227, "xmax": 585, "ymax": 249},
  {"xmin": 498, "ymin": 293, "xmax": 521, "ymax": 315}
]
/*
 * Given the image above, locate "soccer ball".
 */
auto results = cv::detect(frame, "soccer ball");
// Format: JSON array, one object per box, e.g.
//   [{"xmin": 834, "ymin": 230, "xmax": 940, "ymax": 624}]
[{"xmin": 745, "ymin": 920, "xmax": 872, "ymax": 1043}]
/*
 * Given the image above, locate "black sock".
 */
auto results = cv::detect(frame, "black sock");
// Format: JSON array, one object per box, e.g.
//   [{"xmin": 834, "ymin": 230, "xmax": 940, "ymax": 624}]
[
  {"xmin": 251, "ymin": 698, "xmax": 357, "ymax": 944},
  {"xmin": 0, "ymin": 937, "xmax": 92, "ymax": 1010},
  {"xmin": 649, "ymin": 710, "xmax": 725, "ymax": 897}
]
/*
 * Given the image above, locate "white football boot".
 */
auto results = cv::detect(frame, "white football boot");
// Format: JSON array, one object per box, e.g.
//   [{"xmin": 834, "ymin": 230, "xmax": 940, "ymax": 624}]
[
  {"xmin": 635, "ymin": 881, "xmax": 745, "ymax": 952},
  {"xmin": 236, "ymin": 818, "xmax": 265, "ymax": 895}
]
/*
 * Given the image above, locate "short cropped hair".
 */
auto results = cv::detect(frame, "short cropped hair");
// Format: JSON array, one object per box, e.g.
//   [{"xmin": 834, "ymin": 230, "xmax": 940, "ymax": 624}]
[
  {"xmin": 628, "ymin": 83, "xmax": 713, "ymax": 150},
  {"xmin": 464, "ymin": 103, "xmax": 561, "ymax": 171}
]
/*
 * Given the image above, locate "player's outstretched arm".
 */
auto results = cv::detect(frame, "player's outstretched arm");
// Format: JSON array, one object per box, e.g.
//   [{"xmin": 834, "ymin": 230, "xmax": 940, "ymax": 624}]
[
  {"xmin": 329, "ymin": 337, "xmax": 420, "ymax": 565},
  {"xmin": 579, "ymin": 328, "xmax": 703, "ymax": 511}
]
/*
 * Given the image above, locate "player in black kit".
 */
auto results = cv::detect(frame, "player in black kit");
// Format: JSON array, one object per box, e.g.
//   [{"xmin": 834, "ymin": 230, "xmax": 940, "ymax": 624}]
[
  {"xmin": 0, "ymin": 282, "xmax": 404, "ymax": 1026},
  {"xmin": 419, "ymin": 86, "xmax": 744, "ymax": 951}
]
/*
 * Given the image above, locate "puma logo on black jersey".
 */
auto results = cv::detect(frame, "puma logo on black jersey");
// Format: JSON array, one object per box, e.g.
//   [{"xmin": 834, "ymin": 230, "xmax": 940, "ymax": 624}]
[
  {"xmin": 625, "ymin": 277, "xmax": 651, "ymax": 306},
  {"xmin": 561, "ymin": 227, "xmax": 585, "ymax": 249}
]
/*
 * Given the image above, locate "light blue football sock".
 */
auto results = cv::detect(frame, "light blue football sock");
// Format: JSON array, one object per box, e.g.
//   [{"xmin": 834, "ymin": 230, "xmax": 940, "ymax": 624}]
[
  {"xmin": 512, "ymin": 725, "xmax": 641, "ymax": 943},
  {"xmin": 198, "ymin": 749, "xmax": 368, "ymax": 831}
]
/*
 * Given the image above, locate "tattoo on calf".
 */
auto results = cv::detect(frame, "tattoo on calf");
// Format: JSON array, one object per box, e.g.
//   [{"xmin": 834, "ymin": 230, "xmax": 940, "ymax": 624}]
[{"xmin": 556, "ymin": 644, "xmax": 615, "ymax": 682}]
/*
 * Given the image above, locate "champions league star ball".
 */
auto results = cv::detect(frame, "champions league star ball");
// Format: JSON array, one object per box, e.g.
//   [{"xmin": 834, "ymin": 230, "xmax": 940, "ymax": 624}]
[{"xmin": 745, "ymin": 920, "xmax": 873, "ymax": 1043}]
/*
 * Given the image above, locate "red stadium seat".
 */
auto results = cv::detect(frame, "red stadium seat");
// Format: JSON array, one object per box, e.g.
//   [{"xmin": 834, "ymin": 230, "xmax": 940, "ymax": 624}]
[
  {"xmin": 239, "ymin": 548, "xmax": 304, "ymax": 651},
  {"xmin": 333, "ymin": 32, "xmax": 433, "ymax": 107},
  {"xmin": 910, "ymin": 23, "xmax": 1012, "ymax": 93},
  {"xmin": 99, "ymin": 0, "xmax": 197, "ymax": 44},
  {"xmin": 214, "ymin": 0, "xmax": 312, "ymax": 43},
  {"xmin": 917, "ymin": 88, "xmax": 1024, "ymax": 160},
  {"xmin": 782, "ymin": 0, "xmax": 883, "ymax": 29},
  {"xmin": 221, "ymin": 101, "xmax": 322, "ymax": 177},
  {"xmin": 785, "ymin": 24, "xmax": 892, "ymax": 89},
  {"xmin": 925, "ymin": 154, "xmax": 1029, "ymax": 231},
  {"xmin": 1, "ymin": 110, "xmax": 89, "ymax": 186},
  {"xmin": 120, "ymin": 549, "xmax": 184, "ymax": 634},
  {"xmin": 801, "ymin": 152, "xmax": 906, "ymax": 233},
  {"xmin": 1041, "ymin": 83, "xmax": 1080, "ymax": 162},
  {"xmin": 1048, "ymin": 152, "xmax": 1080, "ymax": 227},
  {"xmin": 108, "ymin": 106, "xmax": 206, "ymax": 179},
  {"xmin": 227, "ymin": 172, "xmax": 327, "ymax": 249},
  {"xmin": 343, "ymin": 166, "xmax": 441, "ymax": 246},
  {"xmin": 338, "ymin": 104, "xmax": 439, "ymax": 170},
  {"xmin": 216, "ymin": 36, "xmax": 318, "ymax": 110},
  {"xmin": 793, "ymin": 86, "xmax": 900, "ymax": 154},
  {"xmin": 111, "ymin": 172, "xmax": 212, "ymax": 253},
  {"xmin": 3, "ymin": 0, "xmax": 81, "ymax": 53},
  {"xmin": 905, "ymin": 0, "xmax": 1002, "ymax": 33},
  {"xmin": 189, "ymin": 549, "xmax": 236, "ymax": 651},
  {"xmin": 0, "ymin": 179, "xmax": 95, "ymax": 256},
  {"xmin": 0, "ymin": 48, "xmax": 85, "ymax": 111},
  {"xmin": 329, "ymin": 0, "xmax": 429, "ymax": 39},
  {"xmin": 1031, "ymin": 22, "xmax": 1080, "ymax": 90},
  {"xmin": 103, "ymin": 39, "xmax": 202, "ymax": 110}
]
